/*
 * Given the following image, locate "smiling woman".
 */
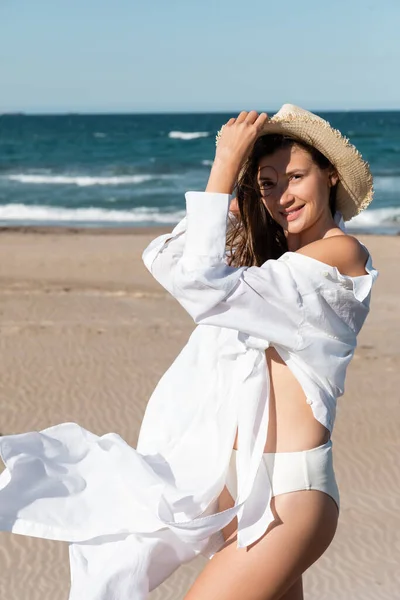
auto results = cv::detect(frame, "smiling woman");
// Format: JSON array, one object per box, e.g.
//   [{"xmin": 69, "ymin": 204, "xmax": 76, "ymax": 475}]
[
  {"xmin": 256, "ymin": 140, "xmax": 338, "ymax": 229},
  {"xmin": 0, "ymin": 105, "xmax": 378, "ymax": 600},
  {"xmin": 226, "ymin": 133, "xmax": 341, "ymax": 266}
]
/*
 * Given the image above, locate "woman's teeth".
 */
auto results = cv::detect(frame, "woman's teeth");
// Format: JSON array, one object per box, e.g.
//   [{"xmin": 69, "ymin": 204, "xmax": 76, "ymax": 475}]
[{"xmin": 285, "ymin": 206, "xmax": 304, "ymax": 222}]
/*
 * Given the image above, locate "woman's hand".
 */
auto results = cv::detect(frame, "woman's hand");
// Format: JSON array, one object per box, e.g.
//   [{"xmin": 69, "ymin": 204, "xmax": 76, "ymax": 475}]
[
  {"xmin": 229, "ymin": 197, "xmax": 240, "ymax": 218},
  {"xmin": 206, "ymin": 111, "xmax": 268, "ymax": 194}
]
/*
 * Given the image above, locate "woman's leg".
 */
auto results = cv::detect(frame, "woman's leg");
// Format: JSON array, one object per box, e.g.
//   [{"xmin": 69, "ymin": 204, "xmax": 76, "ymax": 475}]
[
  {"xmin": 279, "ymin": 577, "xmax": 303, "ymax": 600},
  {"xmin": 184, "ymin": 489, "xmax": 338, "ymax": 600}
]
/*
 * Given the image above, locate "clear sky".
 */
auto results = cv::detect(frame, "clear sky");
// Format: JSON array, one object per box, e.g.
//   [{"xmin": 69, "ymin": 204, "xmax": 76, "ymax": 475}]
[{"xmin": 1, "ymin": 0, "xmax": 399, "ymax": 113}]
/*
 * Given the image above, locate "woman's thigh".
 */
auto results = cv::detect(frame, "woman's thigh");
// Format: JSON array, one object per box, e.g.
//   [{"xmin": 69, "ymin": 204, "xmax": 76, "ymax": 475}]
[
  {"xmin": 279, "ymin": 577, "xmax": 304, "ymax": 600},
  {"xmin": 184, "ymin": 490, "xmax": 338, "ymax": 600}
]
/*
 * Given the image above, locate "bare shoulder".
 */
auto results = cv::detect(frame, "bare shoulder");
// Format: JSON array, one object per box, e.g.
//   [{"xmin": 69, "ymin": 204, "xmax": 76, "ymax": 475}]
[{"xmin": 296, "ymin": 234, "xmax": 369, "ymax": 277}]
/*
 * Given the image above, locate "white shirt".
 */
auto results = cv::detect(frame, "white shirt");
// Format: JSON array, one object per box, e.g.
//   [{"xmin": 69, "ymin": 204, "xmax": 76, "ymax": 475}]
[{"xmin": 0, "ymin": 192, "xmax": 379, "ymax": 599}]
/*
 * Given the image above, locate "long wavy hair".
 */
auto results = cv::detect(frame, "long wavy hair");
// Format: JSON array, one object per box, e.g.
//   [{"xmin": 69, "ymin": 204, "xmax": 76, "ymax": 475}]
[{"xmin": 227, "ymin": 135, "xmax": 338, "ymax": 267}]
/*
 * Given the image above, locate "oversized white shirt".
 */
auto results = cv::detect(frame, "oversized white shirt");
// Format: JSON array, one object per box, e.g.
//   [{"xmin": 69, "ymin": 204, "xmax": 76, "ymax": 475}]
[{"xmin": 0, "ymin": 192, "xmax": 378, "ymax": 600}]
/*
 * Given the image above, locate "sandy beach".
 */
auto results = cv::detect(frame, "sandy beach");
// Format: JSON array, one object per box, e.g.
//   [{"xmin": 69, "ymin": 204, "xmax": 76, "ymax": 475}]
[{"xmin": 0, "ymin": 228, "xmax": 399, "ymax": 600}]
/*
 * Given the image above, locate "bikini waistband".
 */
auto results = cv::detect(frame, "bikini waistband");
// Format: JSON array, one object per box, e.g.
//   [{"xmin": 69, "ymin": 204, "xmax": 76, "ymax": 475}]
[{"xmin": 232, "ymin": 438, "xmax": 332, "ymax": 456}]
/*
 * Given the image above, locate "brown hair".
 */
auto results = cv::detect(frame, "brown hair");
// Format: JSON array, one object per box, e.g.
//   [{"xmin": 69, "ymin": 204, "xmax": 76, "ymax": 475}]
[{"xmin": 227, "ymin": 135, "xmax": 337, "ymax": 267}]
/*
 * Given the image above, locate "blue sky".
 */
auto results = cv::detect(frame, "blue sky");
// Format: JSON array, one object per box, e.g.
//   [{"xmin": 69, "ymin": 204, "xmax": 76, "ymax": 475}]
[{"xmin": 1, "ymin": 0, "xmax": 399, "ymax": 113}]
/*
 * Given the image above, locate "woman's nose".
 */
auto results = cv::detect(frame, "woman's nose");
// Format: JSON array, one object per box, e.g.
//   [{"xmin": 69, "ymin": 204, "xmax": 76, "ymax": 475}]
[{"xmin": 272, "ymin": 180, "xmax": 294, "ymax": 204}]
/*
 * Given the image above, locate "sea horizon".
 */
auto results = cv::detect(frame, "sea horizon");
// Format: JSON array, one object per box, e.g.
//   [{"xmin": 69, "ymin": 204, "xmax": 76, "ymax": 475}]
[{"xmin": 2, "ymin": 108, "xmax": 400, "ymax": 116}]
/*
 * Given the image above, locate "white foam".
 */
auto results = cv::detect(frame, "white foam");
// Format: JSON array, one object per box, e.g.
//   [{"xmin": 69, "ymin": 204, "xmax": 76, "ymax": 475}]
[
  {"xmin": 168, "ymin": 131, "xmax": 209, "ymax": 140},
  {"xmin": 201, "ymin": 160, "xmax": 213, "ymax": 166},
  {"xmin": 373, "ymin": 176, "xmax": 400, "ymax": 192},
  {"xmin": 0, "ymin": 204, "xmax": 185, "ymax": 225},
  {"xmin": 346, "ymin": 207, "xmax": 400, "ymax": 231},
  {"xmin": 3, "ymin": 174, "xmax": 176, "ymax": 187},
  {"xmin": 0, "ymin": 202, "xmax": 399, "ymax": 231}
]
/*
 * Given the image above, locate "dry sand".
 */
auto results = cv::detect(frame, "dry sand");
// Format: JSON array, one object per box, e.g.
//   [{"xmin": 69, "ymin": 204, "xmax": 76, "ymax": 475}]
[{"xmin": 0, "ymin": 229, "xmax": 399, "ymax": 600}]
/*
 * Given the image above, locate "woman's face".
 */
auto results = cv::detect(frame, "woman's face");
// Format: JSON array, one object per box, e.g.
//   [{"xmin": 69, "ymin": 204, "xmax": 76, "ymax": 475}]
[{"xmin": 257, "ymin": 145, "xmax": 338, "ymax": 234}]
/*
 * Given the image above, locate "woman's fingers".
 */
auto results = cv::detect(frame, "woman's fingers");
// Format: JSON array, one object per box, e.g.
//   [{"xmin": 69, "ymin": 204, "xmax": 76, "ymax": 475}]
[
  {"xmin": 255, "ymin": 112, "xmax": 268, "ymax": 129},
  {"xmin": 233, "ymin": 111, "xmax": 258, "ymax": 125},
  {"xmin": 235, "ymin": 111, "xmax": 249, "ymax": 124},
  {"xmin": 244, "ymin": 110, "xmax": 260, "ymax": 124},
  {"xmin": 225, "ymin": 111, "xmax": 268, "ymax": 128}
]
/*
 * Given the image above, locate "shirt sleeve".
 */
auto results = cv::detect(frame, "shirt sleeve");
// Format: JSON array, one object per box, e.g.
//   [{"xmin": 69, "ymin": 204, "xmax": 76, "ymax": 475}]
[
  {"xmin": 142, "ymin": 192, "xmax": 304, "ymax": 351},
  {"xmin": 142, "ymin": 216, "xmax": 187, "ymax": 296},
  {"xmin": 141, "ymin": 197, "xmax": 238, "ymax": 295}
]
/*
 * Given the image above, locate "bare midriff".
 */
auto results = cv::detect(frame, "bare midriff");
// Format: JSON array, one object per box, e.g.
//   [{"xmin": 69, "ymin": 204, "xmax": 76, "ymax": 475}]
[{"xmin": 233, "ymin": 346, "xmax": 330, "ymax": 453}]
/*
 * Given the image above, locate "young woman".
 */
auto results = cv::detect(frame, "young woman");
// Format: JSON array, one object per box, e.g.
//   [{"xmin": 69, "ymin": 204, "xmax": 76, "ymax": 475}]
[{"xmin": 0, "ymin": 105, "xmax": 378, "ymax": 600}]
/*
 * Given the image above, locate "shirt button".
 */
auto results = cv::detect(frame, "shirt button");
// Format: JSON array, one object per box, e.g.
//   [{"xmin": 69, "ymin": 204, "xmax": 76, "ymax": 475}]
[
  {"xmin": 322, "ymin": 271, "xmax": 329, "ymax": 277},
  {"xmin": 306, "ymin": 398, "xmax": 313, "ymax": 405}
]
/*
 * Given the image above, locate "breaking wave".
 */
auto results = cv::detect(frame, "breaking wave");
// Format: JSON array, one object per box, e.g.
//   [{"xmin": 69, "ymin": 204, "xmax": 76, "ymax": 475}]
[
  {"xmin": 3, "ymin": 174, "xmax": 177, "ymax": 187},
  {"xmin": 0, "ymin": 204, "xmax": 185, "ymax": 225},
  {"xmin": 168, "ymin": 131, "xmax": 209, "ymax": 140}
]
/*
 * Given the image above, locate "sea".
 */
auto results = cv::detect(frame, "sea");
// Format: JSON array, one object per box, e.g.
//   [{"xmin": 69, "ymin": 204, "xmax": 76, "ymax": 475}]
[{"xmin": 0, "ymin": 111, "xmax": 399, "ymax": 234}]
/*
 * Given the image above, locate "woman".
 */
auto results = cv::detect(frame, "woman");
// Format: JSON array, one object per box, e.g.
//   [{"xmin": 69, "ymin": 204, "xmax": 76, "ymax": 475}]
[
  {"xmin": 180, "ymin": 106, "xmax": 375, "ymax": 599},
  {"xmin": 0, "ymin": 105, "xmax": 378, "ymax": 600}
]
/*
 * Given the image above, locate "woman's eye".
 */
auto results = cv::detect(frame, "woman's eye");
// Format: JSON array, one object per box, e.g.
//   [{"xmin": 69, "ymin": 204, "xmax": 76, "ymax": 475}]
[{"xmin": 291, "ymin": 174, "xmax": 302, "ymax": 181}]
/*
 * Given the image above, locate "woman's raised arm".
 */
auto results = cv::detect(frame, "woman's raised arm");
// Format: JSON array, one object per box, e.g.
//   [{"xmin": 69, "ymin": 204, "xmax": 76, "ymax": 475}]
[{"xmin": 143, "ymin": 191, "xmax": 304, "ymax": 351}]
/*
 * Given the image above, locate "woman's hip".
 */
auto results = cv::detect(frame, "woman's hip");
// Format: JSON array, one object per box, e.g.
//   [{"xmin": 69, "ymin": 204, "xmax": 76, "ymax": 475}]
[{"xmin": 226, "ymin": 440, "xmax": 340, "ymax": 513}]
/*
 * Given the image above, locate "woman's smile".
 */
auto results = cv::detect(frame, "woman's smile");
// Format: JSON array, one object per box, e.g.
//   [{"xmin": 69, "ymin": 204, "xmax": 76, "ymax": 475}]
[{"xmin": 281, "ymin": 204, "xmax": 306, "ymax": 221}]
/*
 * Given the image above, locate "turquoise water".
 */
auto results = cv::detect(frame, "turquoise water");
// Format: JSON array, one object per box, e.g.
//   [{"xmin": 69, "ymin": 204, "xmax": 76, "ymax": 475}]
[{"xmin": 0, "ymin": 111, "xmax": 399, "ymax": 233}]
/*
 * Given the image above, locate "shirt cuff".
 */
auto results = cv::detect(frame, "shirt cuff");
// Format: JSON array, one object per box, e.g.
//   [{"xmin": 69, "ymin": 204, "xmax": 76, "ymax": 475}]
[{"xmin": 184, "ymin": 191, "xmax": 231, "ymax": 258}]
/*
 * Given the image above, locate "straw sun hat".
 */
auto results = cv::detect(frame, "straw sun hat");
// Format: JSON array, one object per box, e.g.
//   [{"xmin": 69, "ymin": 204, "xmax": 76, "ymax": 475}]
[{"xmin": 216, "ymin": 104, "xmax": 373, "ymax": 221}]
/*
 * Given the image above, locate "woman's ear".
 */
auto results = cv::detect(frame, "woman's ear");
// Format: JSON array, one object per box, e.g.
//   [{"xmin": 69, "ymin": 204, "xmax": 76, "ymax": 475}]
[{"xmin": 329, "ymin": 170, "xmax": 339, "ymax": 187}]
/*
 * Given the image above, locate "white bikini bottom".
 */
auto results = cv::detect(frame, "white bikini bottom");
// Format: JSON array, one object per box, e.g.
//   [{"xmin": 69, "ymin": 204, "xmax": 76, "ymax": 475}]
[{"xmin": 226, "ymin": 439, "xmax": 340, "ymax": 512}]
